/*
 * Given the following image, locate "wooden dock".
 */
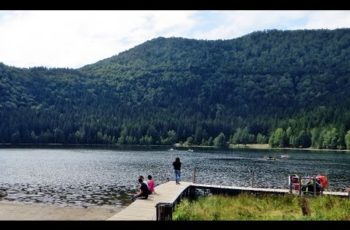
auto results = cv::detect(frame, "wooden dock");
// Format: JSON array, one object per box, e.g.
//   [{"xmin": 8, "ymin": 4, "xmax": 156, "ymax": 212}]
[
  {"xmin": 108, "ymin": 181, "xmax": 349, "ymax": 220},
  {"xmin": 193, "ymin": 183, "xmax": 349, "ymax": 196},
  {"xmin": 195, "ymin": 183, "xmax": 289, "ymax": 193},
  {"xmin": 108, "ymin": 181, "xmax": 192, "ymax": 220}
]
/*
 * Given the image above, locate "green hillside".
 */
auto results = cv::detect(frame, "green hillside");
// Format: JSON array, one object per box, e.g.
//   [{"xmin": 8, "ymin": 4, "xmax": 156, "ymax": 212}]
[{"xmin": 1, "ymin": 29, "xmax": 350, "ymax": 149}]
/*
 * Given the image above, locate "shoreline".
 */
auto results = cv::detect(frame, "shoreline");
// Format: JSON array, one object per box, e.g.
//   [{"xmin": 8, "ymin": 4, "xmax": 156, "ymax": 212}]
[
  {"xmin": 0, "ymin": 200, "xmax": 124, "ymax": 220},
  {"xmin": 229, "ymin": 144, "xmax": 350, "ymax": 153},
  {"xmin": 0, "ymin": 143, "xmax": 349, "ymax": 153}
]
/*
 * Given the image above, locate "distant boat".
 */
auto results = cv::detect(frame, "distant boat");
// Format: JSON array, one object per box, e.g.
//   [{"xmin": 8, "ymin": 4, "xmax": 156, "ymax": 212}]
[
  {"xmin": 264, "ymin": 156, "xmax": 276, "ymax": 160},
  {"xmin": 169, "ymin": 148, "xmax": 174, "ymax": 151},
  {"xmin": 281, "ymin": 154, "xmax": 289, "ymax": 159},
  {"xmin": 187, "ymin": 149, "xmax": 194, "ymax": 152}
]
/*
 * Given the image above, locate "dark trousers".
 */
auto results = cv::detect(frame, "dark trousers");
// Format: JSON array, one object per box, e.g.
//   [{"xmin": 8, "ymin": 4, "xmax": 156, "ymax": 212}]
[{"xmin": 132, "ymin": 193, "xmax": 148, "ymax": 201}]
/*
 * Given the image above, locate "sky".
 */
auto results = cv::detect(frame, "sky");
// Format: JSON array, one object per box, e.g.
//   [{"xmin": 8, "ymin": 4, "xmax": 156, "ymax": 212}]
[{"xmin": 0, "ymin": 10, "xmax": 349, "ymax": 69}]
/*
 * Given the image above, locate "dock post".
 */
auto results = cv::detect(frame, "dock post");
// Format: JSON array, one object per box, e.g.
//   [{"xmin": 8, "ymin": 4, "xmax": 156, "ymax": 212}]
[
  {"xmin": 189, "ymin": 186, "xmax": 196, "ymax": 199},
  {"xmin": 289, "ymin": 175, "xmax": 292, "ymax": 194},
  {"xmin": 313, "ymin": 177, "xmax": 316, "ymax": 196},
  {"xmin": 192, "ymin": 167, "xmax": 197, "ymax": 183},
  {"xmin": 156, "ymin": 203, "xmax": 173, "ymax": 221},
  {"xmin": 299, "ymin": 175, "xmax": 302, "ymax": 196}
]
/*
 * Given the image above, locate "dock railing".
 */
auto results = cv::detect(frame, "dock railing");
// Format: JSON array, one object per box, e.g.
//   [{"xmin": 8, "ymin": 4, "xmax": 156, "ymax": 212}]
[{"xmin": 289, "ymin": 175, "xmax": 328, "ymax": 196}]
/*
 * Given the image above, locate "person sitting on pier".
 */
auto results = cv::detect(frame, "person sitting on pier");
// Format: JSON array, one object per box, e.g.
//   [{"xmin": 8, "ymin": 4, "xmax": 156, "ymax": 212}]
[
  {"xmin": 139, "ymin": 175, "xmax": 149, "ymax": 189},
  {"xmin": 147, "ymin": 175, "xmax": 155, "ymax": 194},
  {"xmin": 316, "ymin": 175, "xmax": 329, "ymax": 191},
  {"xmin": 301, "ymin": 177, "xmax": 322, "ymax": 195},
  {"xmin": 132, "ymin": 178, "xmax": 150, "ymax": 201}
]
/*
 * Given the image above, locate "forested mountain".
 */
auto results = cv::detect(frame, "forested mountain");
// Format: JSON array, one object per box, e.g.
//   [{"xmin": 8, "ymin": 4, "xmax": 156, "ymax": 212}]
[{"xmin": 1, "ymin": 29, "xmax": 350, "ymax": 149}]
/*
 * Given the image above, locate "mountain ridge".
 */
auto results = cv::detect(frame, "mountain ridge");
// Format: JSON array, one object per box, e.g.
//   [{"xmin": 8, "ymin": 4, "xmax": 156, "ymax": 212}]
[{"xmin": 1, "ymin": 28, "xmax": 350, "ymax": 149}]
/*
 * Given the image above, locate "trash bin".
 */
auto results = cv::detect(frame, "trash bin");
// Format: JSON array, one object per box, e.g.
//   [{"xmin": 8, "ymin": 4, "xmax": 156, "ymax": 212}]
[{"xmin": 156, "ymin": 202, "xmax": 173, "ymax": 221}]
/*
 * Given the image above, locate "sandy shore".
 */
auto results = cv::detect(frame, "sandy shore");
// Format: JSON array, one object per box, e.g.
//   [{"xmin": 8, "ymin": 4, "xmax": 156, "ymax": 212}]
[{"xmin": 0, "ymin": 200, "xmax": 124, "ymax": 220}]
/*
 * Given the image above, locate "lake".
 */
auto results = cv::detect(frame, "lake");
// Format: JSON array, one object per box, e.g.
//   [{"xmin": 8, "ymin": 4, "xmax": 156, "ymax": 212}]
[{"xmin": 0, "ymin": 147, "xmax": 349, "ymax": 208}]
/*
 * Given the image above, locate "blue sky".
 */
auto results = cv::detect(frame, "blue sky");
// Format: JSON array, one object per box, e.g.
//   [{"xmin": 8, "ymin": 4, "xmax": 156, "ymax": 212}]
[{"xmin": 0, "ymin": 10, "xmax": 349, "ymax": 68}]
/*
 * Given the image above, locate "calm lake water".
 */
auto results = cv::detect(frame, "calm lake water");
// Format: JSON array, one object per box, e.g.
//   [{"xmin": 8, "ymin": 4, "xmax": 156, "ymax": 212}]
[{"xmin": 0, "ymin": 147, "xmax": 349, "ymax": 208}]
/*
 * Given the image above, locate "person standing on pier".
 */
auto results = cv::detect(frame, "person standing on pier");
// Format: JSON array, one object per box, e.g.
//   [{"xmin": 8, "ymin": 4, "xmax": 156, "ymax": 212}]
[{"xmin": 172, "ymin": 157, "xmax": 182, "ymax": 184}]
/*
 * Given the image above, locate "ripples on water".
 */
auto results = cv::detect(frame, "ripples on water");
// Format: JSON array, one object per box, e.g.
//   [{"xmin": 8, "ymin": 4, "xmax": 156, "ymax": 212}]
[
  {"xmin": 1, "ymin": 183, "xmax": 131, "ymax": 208},
  {"xmin": 0, "ymin": 148, "xmax": 349, "ymax": 208}
]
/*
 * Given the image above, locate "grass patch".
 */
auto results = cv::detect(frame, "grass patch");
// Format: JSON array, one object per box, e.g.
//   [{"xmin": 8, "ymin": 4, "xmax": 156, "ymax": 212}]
[{"xmin": 173, "ymin": 193, "xmax": 350, "ymax": 220}]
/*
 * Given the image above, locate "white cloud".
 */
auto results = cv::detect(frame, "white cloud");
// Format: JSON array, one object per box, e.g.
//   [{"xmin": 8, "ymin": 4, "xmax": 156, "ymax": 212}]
[
  {"xmin": 0, "ymin": 10, "xmax": 349, "ymax": 68},
  {"xmin": 191, "ymin": 11, "xmax": 350, "ymax": 40},
  {"xmin": 302, "ymin": 11, "xmax": 350, "ymax": 29},
  {"xmin": 0, "ymin": 11, "xmax": 197, "ymax": 68}
]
